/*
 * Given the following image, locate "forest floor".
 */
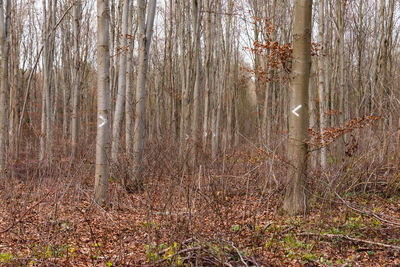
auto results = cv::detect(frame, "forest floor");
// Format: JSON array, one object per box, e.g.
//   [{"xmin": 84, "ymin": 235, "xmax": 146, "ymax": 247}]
[
  {"xmin": 1, "ymin": 174, "xmax": 400, "ymax": 266},
  {"xmin": 1, "ymin": 139, "xmax": 400, "ymax": 266}
]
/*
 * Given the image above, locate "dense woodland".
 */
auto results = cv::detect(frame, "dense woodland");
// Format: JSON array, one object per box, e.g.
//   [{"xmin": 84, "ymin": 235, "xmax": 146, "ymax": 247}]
[{"xmin": 1, "ymin": 0, "xmax": 400, "ymax": 265}]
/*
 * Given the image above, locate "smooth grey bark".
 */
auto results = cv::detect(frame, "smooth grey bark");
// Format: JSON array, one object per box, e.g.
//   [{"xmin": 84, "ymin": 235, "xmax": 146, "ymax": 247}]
[
  {"xmin": 189, "ymin": 0, "xmax": 202, "ymax": 169},
  {"xmin": 318, "ymin": 0, "xmax": 327, "ymax": 169},
  {"xmin": 178, "ymin": 0, "xmax": 189, "ymax": 157},
  {"xmin": 202, "ymin": 0, "xmax": 212, "ymax": 152},
  {"xmin": 40, "ymin": 0, "xmax": 52, "ymax": 163},
  {"xmin": 94, "ymin": 0, "xmax": 111, "ymax": 206},
  {"xmin": 309, "ymin": 64, "xmax": 317, "ymax": 169},
  {"xmin": 125, "ymin": 3, "xmax": 136, "ymax": 155},
  {"xmin": 71, "ymin": 0, "xmax": 81, "ymax": 161},
  {"xmin": 224, "ymin": 0, "xmax": 233, "ymax": 152},
  {"xmin": 132, "ymin": 0, "xmax": 157, "ymax": 189},
  {"xmin": 337, "ymin": 0, "xmax": 346, "ymax": 156},
  {"xmin": 0, "ymin": 0, "xmax": 10, "ymax": 175},
  {"xmin": 283, "ymin": 0, "xmax": 312, "ymax": 215},
  {"xmin": 61, "ymin": 34, "xmax": 70, "ymax": 140},
  {"xmin": 111, "ymin": 0, "xmax": 129, "ymax": 162},
  {"xmin": 211, "ymin": 1, "xmax": 222, "ymax": 160}
]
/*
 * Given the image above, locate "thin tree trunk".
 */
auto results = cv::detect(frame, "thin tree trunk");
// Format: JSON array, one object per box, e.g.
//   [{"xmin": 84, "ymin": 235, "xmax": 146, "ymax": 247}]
[
  {"xmin": 190, "ymin": 0, "xmax": 202, "ymax": 169},
  {"xmin": 40, "ymin": 0, "xmax": 52, "ymax": 163},
  {"xmin": 111, "ymin": 0, "xmax": 129, "ymax": 162},
  {"xmin": 224, "ymin": 0, "xmax": 233, "ymax": 151},
  {"xmin": 71, "ymin": 0, "xmax": 81, "ymax": 161},
  {"xmin": 202, "ymin": 0, "xmax": 212, "ymax": 152},
  {"xmin": 0, "ymin": 0, "xmax": 10, "ymax": 176},
  {"xmin": 309, "ymin": 65, "xmax": 317, "ymax": 169},
  {"xmin": 132, "ymin": 0, "xmax": 157, "ymax": 189},
  {"xmin": 318, "ymin": 0, "xmax": 327, "ymax": 169},
  {"xmin": 337, "ymin": 0, "xmax": 345, "ymax": 157},
  {"xmin": 178, "ymin": 0, "xmax": 187, "ymax": 156},
  {"xmin": 125, "ymin": 2, "xmax": 136, "ymax": 155}
]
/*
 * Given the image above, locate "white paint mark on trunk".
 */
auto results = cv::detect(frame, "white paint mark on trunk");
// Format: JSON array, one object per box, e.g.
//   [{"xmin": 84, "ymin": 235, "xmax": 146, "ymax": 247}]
[
  {"xmin": 292, "ymin": 105, "xmax": 302, "ymax": 117},
  {"xmin": 98, "ymin": 115, "xmax": 107, "ymax": 128}
]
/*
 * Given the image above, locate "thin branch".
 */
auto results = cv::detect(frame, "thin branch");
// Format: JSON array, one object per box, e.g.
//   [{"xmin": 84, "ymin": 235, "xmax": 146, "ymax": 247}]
[
  {"xmin": 0, "ymin": 192, "xmax": 50, "ymax": 234},
  {"xmin": 17, "ymin": 4, "xmax": 74, "ymax": 154},
  {"xmin": 299, "ymin": 232, "xmax": 400, "ymax": 250},
  {"xmin": 335, "ymin": 191, "xmax": 400, "ymax": 227}
]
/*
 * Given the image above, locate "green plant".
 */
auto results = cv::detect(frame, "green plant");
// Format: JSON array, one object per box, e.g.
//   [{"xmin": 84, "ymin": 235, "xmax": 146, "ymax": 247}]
[
  {"xmin": 232, "ymin": 225, "xmax": 241, "ymax": 232},
  {"xmin": 0, "ymin": 252, "xmax": 13, "ymax": 263},
  {"xmin": 302, "ymin": 252, "xmax": 317, "ymax": 263},
  {"xmin": 145, "ymin": 244, "xmax": 159, "ymax": 262}
]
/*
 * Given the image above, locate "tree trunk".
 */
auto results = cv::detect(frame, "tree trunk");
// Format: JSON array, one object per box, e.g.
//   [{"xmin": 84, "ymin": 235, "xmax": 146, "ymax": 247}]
[
  {"xmin": 190, "ymin": 0, "xmax": 202, "ymax": 169},
  {"xmin": 94, "ymin": 0, "xmax": 111, "ymax": 206},
  {"xmin": 132, "ymin": 0, "xmax": 156, "ymax": 189},
  {"xmin": 202, "ymin": 0, "xmax": 212, "ymax": 152},
  {"xmin": 318, "ymin": 0, "xmax": 327, "ymax": 169},
  {"xmin": 337, "ymin": 0, "xmax": 346, "ymax": 157},
  {"xmin": 40, "ymin": 0, "xmax": 48, "ymax": 162},
  {"xmin": 125, "ymin": 2, "xmax": 136, "ymax": 156},
  {"xmin": 0, "ymin": 0, "xmax": 10, "ymax": 176},
  {"xmin": 71, "ymin": 0, "xmax": 81, "ymax": 161},
  {"xmin": 283, "ymin": 0, "xmax": 312, "ymax": 215},
  {"xmin": 111, "ymin": 0, "xmax": 129, "ymax": 162}
]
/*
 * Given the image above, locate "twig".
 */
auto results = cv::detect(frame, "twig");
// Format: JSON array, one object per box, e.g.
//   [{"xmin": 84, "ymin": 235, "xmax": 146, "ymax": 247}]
[
  {"xmin": 335, "ymin": 191, "xmax": 400, "ymax": 226},
  {"xmin": 0, "ymin": 192, "xmax": 50, "ymax": 234},
  {"xmin": 230, "ymin": 241, "xmax": 248, "ymax": 267},
  {"xmin": 298, "ymin": 232, "xmax": 400, "ymax": 250},
  {"xmin": 154, "ymin": 246, "xmax": 202, "ymax": 265},
  {"xmin": 17, "ymin": 4, "xmax": 74, "ymax": 153}
]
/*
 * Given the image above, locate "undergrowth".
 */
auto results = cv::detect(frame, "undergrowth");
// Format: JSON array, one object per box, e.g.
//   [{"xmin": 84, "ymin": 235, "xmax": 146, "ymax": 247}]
[{"xmin": 1, "ymin": 128, "xmax": 400, "ymax": 265}]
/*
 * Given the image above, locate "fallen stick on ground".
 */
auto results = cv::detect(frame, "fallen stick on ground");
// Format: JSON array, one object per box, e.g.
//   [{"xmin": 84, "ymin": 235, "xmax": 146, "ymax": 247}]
[
  {"xmin": 298, "ymin": 232, "xmax": 400, "ymax": 250},
  {"xmin": 0, "ymin": 192, "xmax": 50, "ymax": 234}
]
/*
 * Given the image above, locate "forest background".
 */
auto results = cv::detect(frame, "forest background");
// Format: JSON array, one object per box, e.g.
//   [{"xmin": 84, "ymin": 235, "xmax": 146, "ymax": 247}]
[{"xmin": 1, "ymin": 0, "xmax": 400, "ymax": 265}]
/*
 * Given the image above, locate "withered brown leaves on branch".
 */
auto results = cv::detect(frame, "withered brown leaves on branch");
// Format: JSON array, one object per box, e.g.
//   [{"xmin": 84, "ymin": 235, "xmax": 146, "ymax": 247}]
[
  {"xmin": 243, "ymin": 18, "xmax": 321, "ymax": 84},
  {"xmin": 308, "ymin": 116, "xmax": 382, "ymax": 150}
]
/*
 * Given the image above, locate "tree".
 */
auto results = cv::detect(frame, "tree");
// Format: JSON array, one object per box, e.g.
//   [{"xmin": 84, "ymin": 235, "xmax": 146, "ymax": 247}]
[
  {"xmin": 317, "ymin": 0, "xmax": 327, "ymax": 169},
  {"xmin": 283, "ymin": 0, "xmax": 312, "ymax": 215},
  {"xmin": 94, "ymin": 0, "xmax": 111, "ymax": 205},
  {"xmin": 111, "ymin": 0, "xmax": 129, "ymax": 163},
  {"xmin": 0, "ymin": 0, "xmax": 10, "ymax": 176},
  {"xmin": 125, "ymin": 2, "xmax": 136, "ymax": 156},
  {"xmin": 71, "ymin": 0, "xmax": 81, "ymax": 161},
  {"xmin": 132, "ymin": 0, "xmax": 157, "ymax": 190},
  {"xmin": 189, "ymin": 0, "xmax": 202, "ymax": 169},
  {"xmin": 40, "ymin": 0, "xmax": 51, "ymax": 163}
]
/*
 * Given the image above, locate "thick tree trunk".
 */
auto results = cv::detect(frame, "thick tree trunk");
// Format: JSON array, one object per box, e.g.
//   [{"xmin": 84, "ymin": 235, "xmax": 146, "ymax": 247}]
[
  {"xmin": 283, "ymin": 0, "xmax": 312, "ymax": 215},
  {"xmin": 94, "ymin": 0, "xmax": 111, "ymax": 206}
]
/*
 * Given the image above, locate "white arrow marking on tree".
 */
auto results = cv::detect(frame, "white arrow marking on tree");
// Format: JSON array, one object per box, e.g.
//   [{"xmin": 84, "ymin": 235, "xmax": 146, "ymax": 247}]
[
  {"xmin": 98, "ymin": 115, "xmax": 107, "ymax": 128},
  {"xmin": 292, "ymin": 105, "xmax": 302, "ymax": 117}
]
